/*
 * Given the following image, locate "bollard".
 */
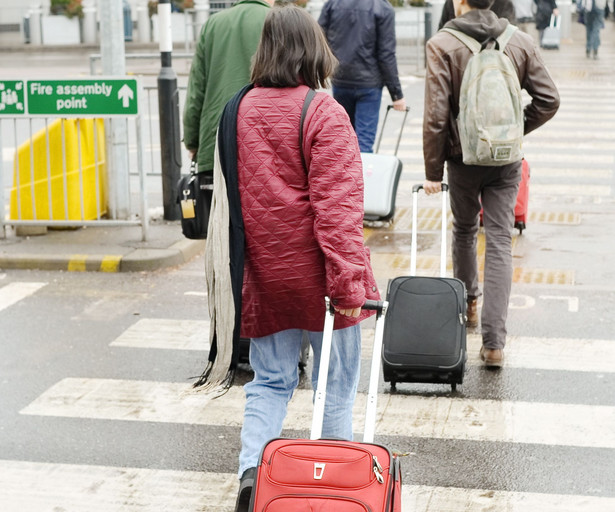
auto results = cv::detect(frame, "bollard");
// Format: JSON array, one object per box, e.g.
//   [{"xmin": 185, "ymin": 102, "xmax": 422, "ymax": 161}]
[
  {"xmin": 136, "ymin": 0, "xmax": 151, "ymax": 42},
  {"xmin": 29, "ymin": 6, "xmax": 43, "ymax": 45},
  {"xmin": 193, "ymin": 0, "xmax": 210, "ymax": 37},
  {"xmin": 558, "ymin": 0, "xmax": 572, "ymax": 40},
  {"xmin": 157, "ymin": 0, "xmax": 182, "ymax": 221},
  {"xmin": 82, "ymin": 0, "xmax": 98, "ymax": 44}
]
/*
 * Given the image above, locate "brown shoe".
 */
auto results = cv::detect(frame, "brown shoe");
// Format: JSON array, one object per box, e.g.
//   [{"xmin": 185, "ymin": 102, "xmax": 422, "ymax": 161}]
[
  {"xmin": 480, "ymin": 346, "xmax": 504, "ymax": 367},
  {"xmin": 466, "ymin": 298, "xmax": 478, "ymax": 328}
]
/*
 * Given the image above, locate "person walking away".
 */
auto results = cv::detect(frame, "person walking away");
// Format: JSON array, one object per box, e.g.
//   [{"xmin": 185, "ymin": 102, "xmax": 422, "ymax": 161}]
[
  {"xmin": 422, "ymin": 0, "xmax": 559, "ymax": 366},
  {"xmin": 534, "ymin": 0, "xmax": 558, "ymax": 46},
  {"xmin": 201, "ymin": 5, "xmax": 380, "ymax": 511},
  {"xmin": 513, "ymin": 0, "xmax": 536, "ymax": 32},
  {"xmin": 581, "ymin": 0, "xmax": 607, "ymax": 58},
  {"xmin": 182, "ymin": 0, "xmax": 274, "ymax": 194},
  {"xmin": 318, "ymin": 0, "xmax": 406, "ymax": 153}
]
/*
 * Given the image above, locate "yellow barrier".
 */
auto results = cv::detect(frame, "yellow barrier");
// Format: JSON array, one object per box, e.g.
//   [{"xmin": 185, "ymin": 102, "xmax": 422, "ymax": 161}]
[{"xmin": 10, "ymin": 118, "xmax": 107, "ymax": 221}]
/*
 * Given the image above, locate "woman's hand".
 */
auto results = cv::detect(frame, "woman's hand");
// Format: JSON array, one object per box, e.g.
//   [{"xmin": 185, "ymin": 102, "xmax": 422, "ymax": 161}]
[{"xmin": 335, "ymin": 307, "xmax": 362, "ymax": 318}]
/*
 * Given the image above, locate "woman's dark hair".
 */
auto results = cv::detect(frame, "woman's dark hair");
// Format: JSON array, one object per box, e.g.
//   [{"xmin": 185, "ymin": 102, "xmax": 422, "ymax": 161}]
[{"xmin": 251, "ymin": 5, "xmax": 337, "ymax": 89}]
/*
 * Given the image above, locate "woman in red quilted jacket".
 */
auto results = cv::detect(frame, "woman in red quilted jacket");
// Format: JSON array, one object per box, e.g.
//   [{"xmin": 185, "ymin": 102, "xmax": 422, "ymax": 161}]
[{"xmin": 212, "ymin": 5, "xmax": 380, "ymax": 511}]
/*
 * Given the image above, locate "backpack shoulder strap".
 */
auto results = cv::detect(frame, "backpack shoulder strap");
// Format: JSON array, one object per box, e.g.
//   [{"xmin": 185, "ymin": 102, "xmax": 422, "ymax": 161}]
[
  {"xmin": 441, "ymin": 27, "xmax": 481, "ymax": 55},
  {"xmin": 496, "ymin": 23, "xmax": 518, "ymax": 51},
  {"xmin": 299, "ymin": 88, "xmax": 316, "ymax": 172}
]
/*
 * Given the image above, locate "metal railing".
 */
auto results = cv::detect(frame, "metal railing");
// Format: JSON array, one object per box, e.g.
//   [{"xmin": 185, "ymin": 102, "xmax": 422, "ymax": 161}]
[{"xmin": 0, "ymin": 115, "xmax": 149, "ymax": 240}]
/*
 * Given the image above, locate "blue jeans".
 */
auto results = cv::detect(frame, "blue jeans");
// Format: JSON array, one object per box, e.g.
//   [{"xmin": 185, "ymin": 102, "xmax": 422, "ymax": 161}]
[
  {"xmin": 333, "ymin": 86, "xmax": 382, "ymax": 153},
  {"xmin": 238, "ymin": 325, "xmax": 361, "ymax": 477}
]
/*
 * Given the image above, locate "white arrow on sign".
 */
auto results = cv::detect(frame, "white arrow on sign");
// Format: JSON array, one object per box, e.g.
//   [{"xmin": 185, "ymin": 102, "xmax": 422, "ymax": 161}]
[{"xmin": 118, "ymin": 84, "xmax": 134, "ymax": 108}]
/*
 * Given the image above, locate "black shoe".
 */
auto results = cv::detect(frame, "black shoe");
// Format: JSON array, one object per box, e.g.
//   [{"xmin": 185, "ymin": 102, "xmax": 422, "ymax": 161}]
[{"xmin": 235, "ymin": 467, "xmax": 256, "ymax": 512}]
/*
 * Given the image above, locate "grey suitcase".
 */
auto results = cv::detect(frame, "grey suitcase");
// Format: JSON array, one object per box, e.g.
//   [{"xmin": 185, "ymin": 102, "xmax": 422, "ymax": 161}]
[
  {"xmin": 541, "ymin": 14, "xmax": 561, "ymax": 49},
  {"xmin": 383, "ymin": 184, "xmax": 467, "ymax": 391},
  {"xmin": 362, "ymin": 106, "xmax": 409, "ymax": 222}
]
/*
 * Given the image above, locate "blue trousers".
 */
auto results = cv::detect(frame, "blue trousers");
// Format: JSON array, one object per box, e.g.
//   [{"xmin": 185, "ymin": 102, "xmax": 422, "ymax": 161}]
[
  {"xmin": 238, "ymin": 325, "xmax": 361, "ymax": 477},
  {"xmin": 333, "ymin": 86, "xmax": 382, "ymax": 153}
]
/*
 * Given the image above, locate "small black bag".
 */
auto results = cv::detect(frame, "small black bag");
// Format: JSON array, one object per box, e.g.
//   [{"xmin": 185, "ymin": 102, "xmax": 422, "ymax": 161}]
[{"xmin": 177, "ymin": 161, "xmax": 213, "ymax": 240}]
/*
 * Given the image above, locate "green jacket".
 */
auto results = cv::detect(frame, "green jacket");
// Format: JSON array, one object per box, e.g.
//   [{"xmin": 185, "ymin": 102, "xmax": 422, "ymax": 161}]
[{"xmin": 183, "ymin": 0, "xmax": 271, "ymax": 172}]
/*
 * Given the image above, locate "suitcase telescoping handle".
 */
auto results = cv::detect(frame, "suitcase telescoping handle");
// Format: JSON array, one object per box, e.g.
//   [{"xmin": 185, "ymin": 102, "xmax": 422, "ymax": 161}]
[
  {"xmin": 374, "ymin": 106, "xmax": 410, "ymax": 156},
  {"xmin": 311, "ymin": 298, "xmax": 389, "ymax": 444},
  {"xmin": 411, "ymin": 183, "xmax": 449, "ymax": 278}
]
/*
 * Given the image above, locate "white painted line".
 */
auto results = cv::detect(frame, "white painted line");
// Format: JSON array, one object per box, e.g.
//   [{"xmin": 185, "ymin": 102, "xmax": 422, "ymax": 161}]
[
  {"xmin": 109, "ymin": 318, "xmax": 210, "ymax": 351},
  {"xmin": 532, "ymin": 184, "xmax": 612, "ymax": 196},
  {"xmin": 113, "ymin": 318, "xmax": 614, "ymax": 374},
  {"xmin": 0, "ymin": 460, "xmax": 232, "ymax": 512},
  {"xmin": 521, "ymin": 153, "xmax": 614, "ymax": 164},
  {"xmin": 360, "ymin": 332, "xmax": 615, "ymax": 373},
  {"xmin": 20, "ymin": 378, "xmax": 615, "ymax": 449},
  {"xmin": 406, "ymin": 484, "xmax": 615, "ymax": 512},
  {"xmin": 1, "ymin": 461, "xmax": 614, "ymax": 512},
  {"xmin": 0, "ymin": 282, "xmax": 47, "ymax": 313},
  {"xmin": 398, "ymin": 181, "xmax": 611, "ymax": 197}
]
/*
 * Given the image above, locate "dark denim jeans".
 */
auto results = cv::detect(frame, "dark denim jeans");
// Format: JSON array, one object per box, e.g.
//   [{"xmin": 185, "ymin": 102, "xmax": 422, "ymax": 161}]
[{"xmin": 333, "ymin": 86, "xmax": 382, "ymax": 153}]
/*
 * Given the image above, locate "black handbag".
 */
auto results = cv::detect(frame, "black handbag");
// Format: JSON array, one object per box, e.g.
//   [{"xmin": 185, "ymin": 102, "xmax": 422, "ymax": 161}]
[{"xmin": 177, "ymin": 161, "xmax": 213, "ymax": 240}]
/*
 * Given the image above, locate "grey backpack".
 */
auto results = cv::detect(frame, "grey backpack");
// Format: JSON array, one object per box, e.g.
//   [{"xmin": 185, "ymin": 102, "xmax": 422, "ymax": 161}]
[{"xmin": 442, "ymin": 24, "xmax": 524, "ymax": 166}]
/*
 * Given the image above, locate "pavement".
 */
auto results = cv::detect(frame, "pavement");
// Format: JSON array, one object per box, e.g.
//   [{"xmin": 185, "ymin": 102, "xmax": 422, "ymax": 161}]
[{"xmin": 0, "ymin": 15, "xmax": 613, "ymax": 272}]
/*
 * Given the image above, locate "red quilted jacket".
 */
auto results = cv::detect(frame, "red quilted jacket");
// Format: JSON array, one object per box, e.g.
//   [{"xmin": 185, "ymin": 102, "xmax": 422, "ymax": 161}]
[{"xmin": 237, "ymin": 85, "xmax": 379, "ymax": 338}]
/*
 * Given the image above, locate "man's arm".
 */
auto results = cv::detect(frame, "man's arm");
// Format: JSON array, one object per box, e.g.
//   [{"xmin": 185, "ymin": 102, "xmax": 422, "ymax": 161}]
[
  {"xmin": 182, "ymin": 26, "xmax": 209, "ymax": 154},
  {"xmin": 522, "ymin": 47, "xmax": 560, "ymax": 135},
  {"xmin": 376, "ymin": 6, "xmax": 404, "ymax": 104}
]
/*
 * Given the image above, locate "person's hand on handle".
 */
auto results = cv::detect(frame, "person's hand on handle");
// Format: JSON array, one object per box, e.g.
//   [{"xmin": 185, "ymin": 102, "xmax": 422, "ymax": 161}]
[
  {"xmin": 423, "ymin": 180, "xmax": 442, "ymax": 196},
  {"xmin": 392, "ymin": 98, "xmax": 407, "ymax": 112},
  {"xmin": 335, "ymin": 307, "xmax": 362, "ymax": 318}
]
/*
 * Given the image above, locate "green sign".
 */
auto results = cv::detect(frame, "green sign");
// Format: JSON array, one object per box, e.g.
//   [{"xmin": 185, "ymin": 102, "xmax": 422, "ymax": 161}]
[
  {"xmin": 0, "ymin": 78, "xmax": 139, "ymax": 117},
  {"xmin": 0, "ymin": 80, "xmax": 26, "ymax": 115}
]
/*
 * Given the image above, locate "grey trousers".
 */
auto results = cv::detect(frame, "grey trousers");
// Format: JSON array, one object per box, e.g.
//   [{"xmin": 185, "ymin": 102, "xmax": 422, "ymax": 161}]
[{"xmin": 446, "ymin": 159, "xmax": 522, "ymax": 349}]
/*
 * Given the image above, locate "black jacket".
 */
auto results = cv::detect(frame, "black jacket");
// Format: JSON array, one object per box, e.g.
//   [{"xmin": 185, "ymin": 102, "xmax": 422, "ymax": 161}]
[{"xmin": 318, "ymin": 0, "xmax": 403, "ymax": 101}]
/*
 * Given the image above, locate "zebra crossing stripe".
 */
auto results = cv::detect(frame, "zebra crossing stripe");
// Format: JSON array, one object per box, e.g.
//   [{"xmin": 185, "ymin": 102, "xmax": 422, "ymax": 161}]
[
  {"xmin": 109, "ymin": 319, "xmax": 615, "ymax": 373},
  {"xmin": 109, "ymin": 318, "xmax": 615, "ymax": 373},
  {"xmin": 1, "ymin": 460, "xmax": 614, "ymax": 512},
  {"xmin": 109, "ymin": 318, "xmax": 210, "ymax": 350},
  {"xmin": 0, "ymin": 282, "xmax": 46, "ymax": 313},
  {"xmin": 359, "ymin": 333, "xmax": 615, "ymax": 374},
  {"xmin": 20, "ymin": 378, "xmax": 615, "ymax": 449}
]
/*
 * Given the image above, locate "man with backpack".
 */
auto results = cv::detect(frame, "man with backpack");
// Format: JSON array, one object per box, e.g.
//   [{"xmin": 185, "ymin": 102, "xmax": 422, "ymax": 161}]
[{"xmin": 422, "ymin": 0, "xmax": 559, "ymax": 366}]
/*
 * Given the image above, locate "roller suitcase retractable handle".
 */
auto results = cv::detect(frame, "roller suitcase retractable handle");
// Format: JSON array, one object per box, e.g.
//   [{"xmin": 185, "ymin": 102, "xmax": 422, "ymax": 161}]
[
  {"xmin": 311, "ymin": 298, "xmax": 388, "ymax": 444},
  {"xmin": 374, "ymin": 106, "xmax": 411, "ymax": 155},
  {"xmin": 411, "ymin": 183, "xmax": 449, "ymax": 278}
]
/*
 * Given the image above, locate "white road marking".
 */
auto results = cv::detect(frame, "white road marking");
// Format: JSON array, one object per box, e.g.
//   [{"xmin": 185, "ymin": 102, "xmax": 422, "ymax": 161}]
[
  {"xmin": 110, "ymin": 319, "xmax": 615, "ymax": 374},
  {"xmin": 1, "ymin": 461, "xmax": 613, "ymax": 512},
  {"xmin": 110, "ymin": 318, "xmax": 210, "ymax": 350},
  {"xmin": 360, "ymin": 333, "xmax": 615, "ymax": 373},
  {"xmin": 0, "ymin": 282, "xmax": 47, "ymax": 313},
  {"xmin": 20, "ymin": 378, "xmax": 615, "ymax": 449}
]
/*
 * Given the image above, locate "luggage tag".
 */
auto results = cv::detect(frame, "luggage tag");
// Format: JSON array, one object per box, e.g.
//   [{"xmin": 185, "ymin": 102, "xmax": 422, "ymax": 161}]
[{"xmin": 181, "ymin": 187, "xmax": 196, "ymax": 219}]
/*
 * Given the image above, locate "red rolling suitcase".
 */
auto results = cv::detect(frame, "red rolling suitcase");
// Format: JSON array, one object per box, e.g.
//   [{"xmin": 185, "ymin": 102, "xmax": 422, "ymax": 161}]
[
  {"xmin": 514, "ymin": 158, "xmax": 530, "ymax": 233},
  {"xmin": 480, "ymin": 158, "xmax": 530, "ymax": 233},
  {"xmin": 249, "ymin": 299, "xmax": 402, "ymax": 512}
]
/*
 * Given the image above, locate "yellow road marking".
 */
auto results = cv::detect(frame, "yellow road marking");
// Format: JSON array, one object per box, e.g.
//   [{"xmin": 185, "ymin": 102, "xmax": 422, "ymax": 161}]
[
  {"xmin": 67, "ymin": 255, "xmax": 87, "ymax": 272},
  {"xmin": 100, "ymin": 256, "xmax": 122, "ymax": 273}
]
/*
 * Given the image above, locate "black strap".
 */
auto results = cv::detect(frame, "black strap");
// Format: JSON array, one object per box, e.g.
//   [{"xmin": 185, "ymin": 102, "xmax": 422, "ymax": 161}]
[{"xmin": 299, "ymin": 88, "xmax": 316, "ymax": 172}]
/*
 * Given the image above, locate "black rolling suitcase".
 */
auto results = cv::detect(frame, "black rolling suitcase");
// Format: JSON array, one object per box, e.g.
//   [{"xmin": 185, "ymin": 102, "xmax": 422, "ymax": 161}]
[{"xmin": 383, "ymin": 184, "xmax": 467, "ymax": 391}]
